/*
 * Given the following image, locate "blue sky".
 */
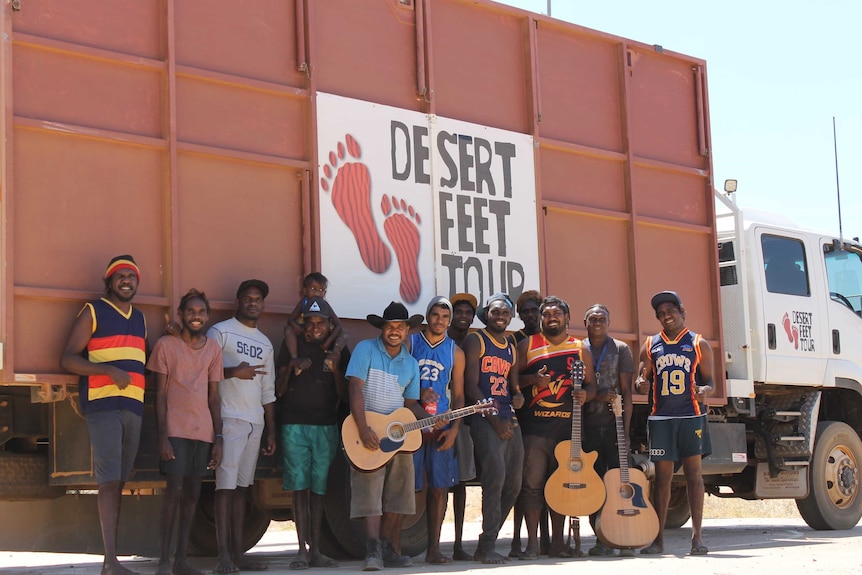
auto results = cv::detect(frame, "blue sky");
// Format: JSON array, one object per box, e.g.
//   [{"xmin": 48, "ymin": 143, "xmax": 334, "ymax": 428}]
[{"xmin": 498, "ymin": 0, "xmax": 862, "ymax": 240}]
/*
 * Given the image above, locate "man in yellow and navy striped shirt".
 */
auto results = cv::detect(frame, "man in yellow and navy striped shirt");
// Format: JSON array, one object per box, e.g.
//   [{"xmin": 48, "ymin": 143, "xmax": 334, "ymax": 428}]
[{"xmin": 61, "ymin": 254, "xmax": 146, "ymax": 575}]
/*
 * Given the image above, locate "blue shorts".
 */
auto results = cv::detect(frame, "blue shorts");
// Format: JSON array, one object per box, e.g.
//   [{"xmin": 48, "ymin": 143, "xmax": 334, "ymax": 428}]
[
  {"xmin": 85, "ymin": 409, "xmax": 142, "ymax": 485},
  {"xmin": 281, "ymin": 424, "xmax": 338, "ymax": 495},
  {"xmin": 413, "ymin": 430, "xmax": 458, "ymax": 490}
]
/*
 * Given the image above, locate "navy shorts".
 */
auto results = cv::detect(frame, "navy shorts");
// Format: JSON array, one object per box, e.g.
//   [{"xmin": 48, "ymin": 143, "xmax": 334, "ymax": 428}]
[
  {"xmin": 413, "ymin": 430, "xmax": 458, "ymax": 490},
  {"xmin": 648, "ymin": 415, "xmax": 711, "ymax": 461},
  {"xmin": 85, "ymin": 409, "xmax": 142, "ymax": 484}
]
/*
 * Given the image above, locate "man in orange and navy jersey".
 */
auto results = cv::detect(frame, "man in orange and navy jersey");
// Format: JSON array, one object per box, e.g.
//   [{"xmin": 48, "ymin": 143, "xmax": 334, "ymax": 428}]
[{"xmin": 61, "ymin": 254, "xmax": 147, "ymax": 575}]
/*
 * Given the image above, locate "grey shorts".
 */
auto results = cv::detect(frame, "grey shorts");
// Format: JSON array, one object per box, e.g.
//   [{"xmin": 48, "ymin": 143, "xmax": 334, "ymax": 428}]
[
  {"xmin": 85, "ymin": 409, "xmax": 142, "ymax": 485},
  {"xmin": 216, "ymin": 418, "xmax": 263, "ymax": 490},
  {"xmin": 160, "ymin": 437, "xmax": 211, "ymax": 478},
  {"xmin": 349, "ymin": 453, "xmax": 415, "ymax": 518},
  {"xmin": 520, "ymin": 434, "xmax": 558, "ymax": 511},
  {"xmin": 455, "ymin": 422, "xmax": 476, "ymax": 482}
]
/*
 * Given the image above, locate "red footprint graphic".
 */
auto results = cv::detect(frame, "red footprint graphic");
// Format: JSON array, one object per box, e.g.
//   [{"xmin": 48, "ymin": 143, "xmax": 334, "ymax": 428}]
[
  {"xmin": 781, "ymin": 312, "xmax": 799, "ymax": 349},
  {"xmin": 381, "ymin": 194, "xmax": 421, "ymax": 303},
  {"xmin": 320, "ymin": 134, "xmax": 391, "ymax": 274}
]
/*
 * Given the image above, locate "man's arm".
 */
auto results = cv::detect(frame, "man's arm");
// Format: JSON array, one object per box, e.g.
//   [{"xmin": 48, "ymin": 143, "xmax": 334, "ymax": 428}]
[
  {"xmin": 60, "ymin": 305, "xmax": 132, "ymax": 388},
  {"xmin": 261, "ymin": 401, "xmax": 276, "ymax": 456},
  {"xmin": 461, "ymin": 334, "xmax": 482, "ymax": 405},
  {"xmin": 436, "ymin": 346, "xmax": 466, "ymax": 451},
  {"xmin": 577, "ymin": 344, "xmax": 597, "ymax": 405},
  {"xmin": 349, "ymin": 375, "xmax": 379, "ymax": 450},
  {"xmin": 155, "ymin": 372, "xmax": 174, "ymax": 461},
  {"xmin": 208, "ymin": 377, "xmax": 223, "ymax": 469},
  {"xmin": 635, "ymin": 338, "xmax": 654, "ymax": 394},
  {"xmin": 695, "ymin": 338, "xmax": 715, "ymax": 402},
  {"xmin": 516, "ymin": 337, "xmax": 550, "ymax": 390}
]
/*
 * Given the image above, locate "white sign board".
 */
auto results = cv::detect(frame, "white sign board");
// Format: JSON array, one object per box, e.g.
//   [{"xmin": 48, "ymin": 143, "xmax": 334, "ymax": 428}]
[{"xmin": 316, "ymin": 93, "xmax": 539, "ymax": 325}]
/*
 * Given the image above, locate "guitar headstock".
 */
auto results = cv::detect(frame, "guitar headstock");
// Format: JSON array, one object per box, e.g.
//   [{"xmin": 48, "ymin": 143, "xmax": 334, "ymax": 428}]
[
  {"xmin": 611, "ymin": 394, "xmax": 623, "ymax": 417},
  {"xmin": 475, "ymin": 398, "xmax": 499, "ymax": 416},
  {"xmin": 570, "ymin": 360, "xmax": 585, "ymax": 388}
]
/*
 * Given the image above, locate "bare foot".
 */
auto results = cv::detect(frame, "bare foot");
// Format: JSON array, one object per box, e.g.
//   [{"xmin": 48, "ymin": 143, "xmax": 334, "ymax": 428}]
[
  {"xmin": 639, "ymin": 542, "xmax": 664, "ymax": 555},
  {"xmin": 473, "ymin": 549, "xmax": 509, "ymax": 564},
  {"xmin": 309, "ymin": 552, "xmax": 339, "ymax": 568},
  {"xmin": 233, "ymin": 555, "xmax": 267, "ymax": 571},
  {"xmin": 155, "ymin": 561, "xmax": 172, "ymax": 575},
  {"xmin": 452, "ymin": 546, "xmax": 472, "ymax": 561},
  {"xmin": 425, "ymin": 552, "xmax": 452, "ymax": 565},
  {"xmin": 212, "ymin": 559, "xmax": 240, "ymax": 574},
  {"xmin": 173, "ymin": 559, "xmax": 204, "ymax": 575},
  {"xmin": 102, "ymin": 561, "xmax": 139, "ymax": 575}
]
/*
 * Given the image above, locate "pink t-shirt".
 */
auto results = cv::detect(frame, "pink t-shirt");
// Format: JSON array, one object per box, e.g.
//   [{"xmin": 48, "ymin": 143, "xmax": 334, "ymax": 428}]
[{"xmin": 148, "ymin": 335, "xmax": 224, "ymax": 443}]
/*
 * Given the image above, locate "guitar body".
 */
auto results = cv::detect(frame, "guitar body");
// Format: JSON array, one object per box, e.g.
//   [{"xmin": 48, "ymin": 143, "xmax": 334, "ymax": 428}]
[
  {"xmin": 341, "ymin": 408, "xmax": 423, "ymax": 472},
  {"xmin": 544, "ymin": 440, "xmax": 605, "ymax": 517},
  {"xmin": 595, "ymin": 467, "xmax": 659, "ymax": 549}
]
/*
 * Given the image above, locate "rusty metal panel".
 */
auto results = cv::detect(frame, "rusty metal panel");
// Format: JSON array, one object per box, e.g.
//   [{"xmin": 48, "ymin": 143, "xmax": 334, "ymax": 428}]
[
  {"xmin": 539, "ymin": 148, "xmax": 627, "ymax": 213},
  {"xmin": 12, "ymin": 129, "xmax": 166, "ymax": 293},
  {"xmin": 535, "ymin": 23, "xmax": 622, "ymax": 152},
  {"xmin": 430, "ymin": 0, "xmax": 530, "ymax": 133},
  {"xmin": 313, "ymin": 0, "xmax": 422, "ymax": 111},
  {"xmin": 175, "ymin": 77, "xmax": 306, "ymax": 159},
  {"xmin": 632, "ymin": 167, "xmax": 710, "ymax": 226},
  {"xmin": 11, "ymin": 0, "xmax": 163, "ymax": 59},
  {"xmin": 174, "ymin": 154, "xmax": 303, "ymax": 311},
  {"xmin": 174, "ymin": 0, "xmax": 302, "ymax": 85}
]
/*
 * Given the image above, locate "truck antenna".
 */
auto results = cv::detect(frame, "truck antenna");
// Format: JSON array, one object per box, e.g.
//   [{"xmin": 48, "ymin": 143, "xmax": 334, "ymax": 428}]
[{"xmin": 833, "ymin": 116, "xmax": 843, "ymax": 242}]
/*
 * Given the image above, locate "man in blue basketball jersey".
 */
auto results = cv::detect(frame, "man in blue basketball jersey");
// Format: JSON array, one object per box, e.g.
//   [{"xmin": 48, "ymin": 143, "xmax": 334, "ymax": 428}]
[
  {"xmin": 636, "ymin": 291, "xmax": 714, "ymax": 556},
  {"xmin": 409, "ymin": 296, "xmax": 465, "ymax": 564}
]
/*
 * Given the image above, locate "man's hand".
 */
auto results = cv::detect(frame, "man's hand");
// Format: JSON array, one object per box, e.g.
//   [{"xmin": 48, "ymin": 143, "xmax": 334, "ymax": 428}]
[
  {"xmin": 163, "ymin": 312, "xmax": 181, "ymax": 337},
  {"xmin": 421, "ymin": 388, "xmax": 441, "ymax": 404},
  {"xmin": 573, "ymin": 388, "xmax": 588, "ymax": 406},
  {"xmin": 635, "ymin": 376, "xmax": 650, "ymax": 395},
  {"xmin": 291, "ymin": 357, "xmax": 312, "ymax": 375},
  {"xmin": 231, "ymin": 362, "xmax": 267, "ymax": 380},
  {"xmin": 694, "ymin": 385, "xmax": 713, "ymax": 402},
  {"xmin": 436, "ymin": 426, "xmax": 457, "ymax": 451},
  {"xmin": 359, "ymin": 425, "xmax": 380, "ymax": 451},
  {"xmin": 107, "ymin": 365, "xmax": 133, "ymax": 389},
  {"xmin": 208, "ymin": 439, "xmax": 223, "ymax": 470},
  {"xmin": 261, "ymin": 431, "xmax": 276, "ymax": 457},
  {"xmin": 324, "ymin": 350, "xmax": 340, "ymax": 372},
  {"xmin": 159, "ymin": 436, "xmax": 175, "ymax": 462},
  {"xmin": 534, "ymin": 366, "xmax": 551, "ymax": 388},
  {"xmin": 490, "ymin": 416, "xmax": 513, "ymax": 440},
  {"xmin": 512, "ymin": 391, "xmax": 525, "ymax": 410}
]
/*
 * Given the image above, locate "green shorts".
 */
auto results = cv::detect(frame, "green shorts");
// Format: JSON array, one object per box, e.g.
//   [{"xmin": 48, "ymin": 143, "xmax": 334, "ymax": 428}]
[
  {"xmin": 281, "ymin": 424, "xmax": 338, "ymax": 495},
  {"xmin": 647, "ymin": 415, "xmax": 711, "ymax": 461}
]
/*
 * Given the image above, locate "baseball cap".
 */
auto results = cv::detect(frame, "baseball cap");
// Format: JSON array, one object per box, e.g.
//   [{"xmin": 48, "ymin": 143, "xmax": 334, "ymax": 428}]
[
  {"xmin": 302, "ymin": 296, "xmax": 332, "ymax": 318},
  {"xmin": 450, "ymin": 293, "xmax": 478, "ymax": 312},
  {"xmin": 425, "ymin": 296, "xmax": 453, "ymax": 321},
  {"xmin": 477, "ymin": 293, "xmax": 514, "ymax": 325},
  {"xmin": 236, "ymin": 279, "xmax": 269, "ymax": 300},
  {"xmin": 650, "ymin": 291, "xmax": 683, "ymax": 311}
]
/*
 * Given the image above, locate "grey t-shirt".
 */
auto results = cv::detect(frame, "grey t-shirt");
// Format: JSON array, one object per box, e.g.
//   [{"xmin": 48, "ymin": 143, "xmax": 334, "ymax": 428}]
[{"xmin": 582, "ymin": 337, "xmax": 634, "ymax": 427}]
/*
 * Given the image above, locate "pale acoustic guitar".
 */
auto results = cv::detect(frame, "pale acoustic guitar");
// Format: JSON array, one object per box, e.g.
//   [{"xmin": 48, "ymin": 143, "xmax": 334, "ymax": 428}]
[
  {"xmin": 595, "ymin": 395, "xmax": 659, "ymax": 549},
  {"xmin": 544, "ymin": 360, "xmax": 606, "ymax": 517},
  {"xmin": 342, "ymin": 399, "xmax": 497, "ymax": 472}
]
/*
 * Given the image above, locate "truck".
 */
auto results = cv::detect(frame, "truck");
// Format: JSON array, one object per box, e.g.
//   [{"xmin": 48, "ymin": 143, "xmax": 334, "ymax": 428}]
[{"xmin": 0, "ymin": 0, "xmax": 859, "ymax": 559}]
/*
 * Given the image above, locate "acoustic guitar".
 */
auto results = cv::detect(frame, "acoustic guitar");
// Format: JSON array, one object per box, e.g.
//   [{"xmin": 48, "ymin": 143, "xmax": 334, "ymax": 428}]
[
  {"xmin": 595, "ymin": 395, "xmax": 659, "ymax": 549},
  {"xmin": 544, "ymin": 360, "xmax": 606, "ymax": 517},
  {"xmin": 342, "ymin": 399, "xmax": 497, "ymax": 472}
]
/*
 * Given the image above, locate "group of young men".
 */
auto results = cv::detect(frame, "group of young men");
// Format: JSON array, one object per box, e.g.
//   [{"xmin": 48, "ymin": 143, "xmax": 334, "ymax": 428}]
[{"xmin": 61, "ymin": 254, "xmax": 713, "ymax": 575}]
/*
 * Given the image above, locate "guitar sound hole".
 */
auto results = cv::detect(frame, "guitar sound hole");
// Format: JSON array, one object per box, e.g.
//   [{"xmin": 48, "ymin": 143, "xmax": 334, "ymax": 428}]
[
  {"xmin": 568, "ymin": 459, "xmax": 583, "ymax": 472},
  {"xmin": 618, "ymin": 483, "xmax": 635, "ymax": 500},
  {"xmin": 388, "ymin": 424, "xmax": 405, "ymax": 441}
]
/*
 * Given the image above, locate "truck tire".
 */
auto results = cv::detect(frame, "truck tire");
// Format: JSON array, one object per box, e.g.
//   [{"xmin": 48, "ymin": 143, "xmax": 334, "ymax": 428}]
[
  {"xmin": 189, "ymin": 483, "xmax": 272, "ymax": 556},
  {"xmin": 0, "ymin": 453, "xmax": 65, "ymax": 500},
  {"xmin": 796, "ymin": 421, "xmax": 862, "ymax": 530},
  {"xmin": 323, "ymin": 449, "xmax": 428, "ymax": 558}
]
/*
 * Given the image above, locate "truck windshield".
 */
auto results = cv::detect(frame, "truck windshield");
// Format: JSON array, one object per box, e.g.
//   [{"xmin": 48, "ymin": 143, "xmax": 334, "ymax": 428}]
[{"xmin": 824, "ymin": 248, "xmax": 862, "ymax": 314}]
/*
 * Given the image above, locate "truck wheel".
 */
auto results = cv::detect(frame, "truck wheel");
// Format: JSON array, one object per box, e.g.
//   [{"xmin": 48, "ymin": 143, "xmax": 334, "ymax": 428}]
[
  {"xmin": 189, "ymin": 483, "xmax": 272, "ymax": 556},
  {"xmin": 654, "ymin": 483, "xmax": 691, "ymax": 529},
  {"xmin": 796, "ymin": 421, "xmax": 862, "ymax": 530},
  {"xmin": 323, "ymin": 449, "xmax": 428, "ymax": 558}
]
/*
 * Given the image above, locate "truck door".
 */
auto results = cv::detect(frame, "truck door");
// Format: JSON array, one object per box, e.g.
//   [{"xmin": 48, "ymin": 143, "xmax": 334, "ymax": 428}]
[
  {"xmin": 758, "ymin": 230, "xmax": 827, "ymax": 384},
  {"xmin": 821, "ymin": 241, "xmax": 862, "ymax": 387}
]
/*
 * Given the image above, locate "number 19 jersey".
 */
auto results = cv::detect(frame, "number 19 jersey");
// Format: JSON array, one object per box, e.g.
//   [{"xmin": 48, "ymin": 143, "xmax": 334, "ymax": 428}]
[{"xmin": 645, "ymin": 328, "xmax": 704, "ymax": 417}]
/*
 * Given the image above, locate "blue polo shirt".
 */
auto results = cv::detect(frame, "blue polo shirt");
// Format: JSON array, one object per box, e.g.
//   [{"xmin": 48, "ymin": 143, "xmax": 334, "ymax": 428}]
[{"xmin": 346, "ymin": 336, "xmax": 420, "ymax": 415}]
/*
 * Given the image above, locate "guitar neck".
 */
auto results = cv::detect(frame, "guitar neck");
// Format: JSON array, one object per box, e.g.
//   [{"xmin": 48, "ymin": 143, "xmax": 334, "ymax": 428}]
[
  {"xmin": 402, "ymin": 403, "xmax": 482, "ymax": 434},
  {"xmin": 570, "ymin": 380, "xmax": 583, "ymax": 460},
  {"xmin": 614, "ymin": 410, "xmax": 630, "ymax": 484}
]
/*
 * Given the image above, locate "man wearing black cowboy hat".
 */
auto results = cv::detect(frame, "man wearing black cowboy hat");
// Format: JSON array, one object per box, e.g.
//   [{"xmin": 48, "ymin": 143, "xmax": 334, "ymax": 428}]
[{"xmin": 345, "ymin": 301, "xmax": 425, "ymax": 571}]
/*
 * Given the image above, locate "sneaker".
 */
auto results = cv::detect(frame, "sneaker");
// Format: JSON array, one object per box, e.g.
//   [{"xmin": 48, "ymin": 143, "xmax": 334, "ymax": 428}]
[
  {"xmin": 588, "ymin": 541, "xmax": 615, "ymax": 556},
  {"xmin": 381, "ymin": 540, "xmax": 413, "ymax": 568},
  {"xmin": 363, "ymin": 539, "xmax": 384, "ymax": 571}
]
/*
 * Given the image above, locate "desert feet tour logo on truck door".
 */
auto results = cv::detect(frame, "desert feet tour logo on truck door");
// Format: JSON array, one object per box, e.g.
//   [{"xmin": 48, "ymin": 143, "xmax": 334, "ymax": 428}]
[
  {"xmin": 781, "ymin": 311, "xmax": 815, "ymax": 351},
  {"xmin": 319, "ymin": 134, "xmax": 422, "ymax": 303}
]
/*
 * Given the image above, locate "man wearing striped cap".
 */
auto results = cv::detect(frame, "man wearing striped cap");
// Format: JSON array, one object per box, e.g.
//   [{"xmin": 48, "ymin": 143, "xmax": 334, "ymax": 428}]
[{"xmin": 61, "ymin": 254, "xmax": 147, "ymax": 575}]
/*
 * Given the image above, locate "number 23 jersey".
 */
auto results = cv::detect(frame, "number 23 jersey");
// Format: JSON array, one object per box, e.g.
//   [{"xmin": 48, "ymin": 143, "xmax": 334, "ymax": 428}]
[{"xmin": 645, "ymin": 328, "xmax": 704, "ymax": 417}]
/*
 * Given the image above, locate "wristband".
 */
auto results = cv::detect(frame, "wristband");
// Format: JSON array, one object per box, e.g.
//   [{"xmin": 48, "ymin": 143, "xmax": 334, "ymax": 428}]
[{"xmin": 215, "ymin": 434, "xmax": 224, "ymax": 438}]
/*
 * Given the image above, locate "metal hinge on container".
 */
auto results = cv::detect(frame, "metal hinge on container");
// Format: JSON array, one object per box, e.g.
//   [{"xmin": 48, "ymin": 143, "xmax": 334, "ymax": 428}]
[{"xmin": 10, "ymin": 0, "xmax": 21, "ymax": 12}]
